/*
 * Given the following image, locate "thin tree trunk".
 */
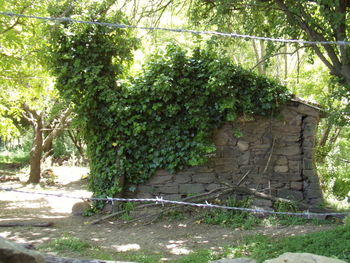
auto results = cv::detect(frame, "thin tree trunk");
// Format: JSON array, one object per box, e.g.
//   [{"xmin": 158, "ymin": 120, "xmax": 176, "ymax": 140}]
[{"xmin": 27, "ymin": 116, "xmax": 43, "ymax": 184}]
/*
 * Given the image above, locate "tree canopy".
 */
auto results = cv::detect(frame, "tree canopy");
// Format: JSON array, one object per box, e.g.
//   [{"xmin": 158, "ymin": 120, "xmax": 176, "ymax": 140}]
[{"xmin": 1, "ymin": 0, "xmax": 350, "ymax": 200}]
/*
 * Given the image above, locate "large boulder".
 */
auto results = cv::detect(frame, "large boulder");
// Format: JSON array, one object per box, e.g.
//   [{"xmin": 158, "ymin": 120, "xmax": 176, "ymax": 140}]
[
  {"xmin": 263, "ymin": 252, "xmax": 346, "ymax": 263},
  {"xmin": 0, "ymin": 236, "xmax": 44, "ymax": 263}
]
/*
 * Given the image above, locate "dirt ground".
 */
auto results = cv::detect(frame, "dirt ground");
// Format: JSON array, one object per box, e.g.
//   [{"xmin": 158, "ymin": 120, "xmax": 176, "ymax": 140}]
[{"xmin": 0, "ymin": 165, "xmax": 336, "ymax": 261}]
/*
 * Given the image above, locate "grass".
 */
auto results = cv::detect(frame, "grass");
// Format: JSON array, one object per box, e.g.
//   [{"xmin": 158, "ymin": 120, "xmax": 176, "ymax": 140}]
[
  {"xmin": 177, "ymin": 222, "xmax": 350, "ymax": 263},
  {"xmin": 172, "ymin": 249, "xmax": 216, "ymax": 263},
  {"xmin": 38, "ymin": 234, "xmax": 164, "ymax": 263},
  {"xmin": 38, "ymin": 234, "xmax": 91, "ymax": 253},
  {"xmin": 229, "ymin": 223, "xmax": 350, "ymax": 262},
  {"xmin": 200, "ymin": 198, "xmax": 333, "ymax": 230}
]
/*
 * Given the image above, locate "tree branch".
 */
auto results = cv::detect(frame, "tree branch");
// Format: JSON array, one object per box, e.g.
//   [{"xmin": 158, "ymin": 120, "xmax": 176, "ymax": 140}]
[
  {"xmin": 273, "ymin": 0, "xmax": 342, "ymax": 76},
  {"xmin": 250, "ymin": 45, "xmax": 305, "ymax": 71},
  {"xmin": 42, "ymin": 108, "xmax": 72, "ymax": 150}
]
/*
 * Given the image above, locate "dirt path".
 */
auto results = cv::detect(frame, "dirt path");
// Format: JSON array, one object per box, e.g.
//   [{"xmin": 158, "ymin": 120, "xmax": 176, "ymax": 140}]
[{"xmin": 0, "ymin": 166, "xmax": 335, "ymax": 261}]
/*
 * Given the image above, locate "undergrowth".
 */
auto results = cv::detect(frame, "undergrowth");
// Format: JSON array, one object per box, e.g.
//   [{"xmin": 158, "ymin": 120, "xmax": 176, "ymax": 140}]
[
  {"xmin": 226, "ymin": 223, "xmax": 350, "ymax": 262},
  {"xmin": 178, "ymin": 223, "xmax": 350, "ymax": 263},
  {"xmin": 200, "ymin": 198, "xmax": 332, "ymax": 230}
]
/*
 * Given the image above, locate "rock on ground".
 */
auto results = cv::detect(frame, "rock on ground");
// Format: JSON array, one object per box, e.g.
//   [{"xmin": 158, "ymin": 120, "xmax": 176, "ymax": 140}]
[
  {"xmin": 0, "ymin": 236, "xmax": 44, "ymax": 263},
  {"xmin": 263, "ymin": 252, "xmax": 347, "ymax": 263}
]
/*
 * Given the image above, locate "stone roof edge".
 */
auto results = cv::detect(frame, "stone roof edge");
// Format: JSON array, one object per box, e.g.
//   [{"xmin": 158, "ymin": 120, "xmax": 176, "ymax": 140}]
[{"xmin": 288, "ymin": 98, "xmax": 327, "ymax": 118}]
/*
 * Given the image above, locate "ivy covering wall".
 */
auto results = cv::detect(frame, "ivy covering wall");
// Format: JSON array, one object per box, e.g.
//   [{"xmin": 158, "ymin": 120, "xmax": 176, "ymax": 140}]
[{"xmin": 49, "ymin": 13, "xmax": 290, "ymax": 200}]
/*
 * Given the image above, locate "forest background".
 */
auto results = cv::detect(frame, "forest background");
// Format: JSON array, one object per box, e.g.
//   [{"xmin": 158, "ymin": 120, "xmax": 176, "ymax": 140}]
[{"xmin": 0, "ymin": 0, "xmax": 349, "ymax": 204}]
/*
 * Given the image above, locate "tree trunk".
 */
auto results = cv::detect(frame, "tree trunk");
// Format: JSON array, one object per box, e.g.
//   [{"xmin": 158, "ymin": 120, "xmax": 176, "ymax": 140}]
[
  {"xmin": 42, "ymin": 130, "xmax": 53, "ymax": 155},
  {"xmin": 27, "ymin": 116, "xmax": 43, "ymax": 184}
]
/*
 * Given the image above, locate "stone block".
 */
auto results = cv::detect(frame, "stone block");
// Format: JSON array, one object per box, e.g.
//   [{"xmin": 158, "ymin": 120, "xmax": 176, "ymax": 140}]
[
  {"xmin": 272, "ymin": 173, "xmax": 302, "ymax": 182},
  {"xmin": 274, "ymin": 165, "xmax": 288, "ymax": 173},
  {"xmin": 138, "ymin": 185, "xmax": 154, "ymax": 193},
  {"xmin": 137, "ymin": 192, "xmax": 153, "ymax": 199},
  {"xmin": 305, "ymin": 188, "xmax": 323, "ymax": 199},
  {"xmin": 297, "ymin": 104, "xmax": 320, "ymax": 117},
  {"xmin": 240, "ymin": 165, "xmax": 258, "ymax": 174},
  {"xmin": 213, "ymin": 128, "xmax": 230, "ymax": 146},
  {"xmin": 286, "ymin": 155, "xmax": 302, "ymax": 161},
  {"xmin": 159, "ymin": 185, "xmax": 179, "ymax": 194},
  {"xmin": 148, "ymin": 174, "xmax": 173, "ymax": 185},
  {"xmin": 192, "ymin": 173, "xmax": 216, "ymax": 184},
  {"xmin": 193, "ymin": 166, "xmax": 214, "ymax": 173},
  {"xmin": 218, "ymin": 172, "xmax": 234, "ymax": 180},
  {"xmin": 215, "ymin": 158, "xmax": 238, "ymax": 166},
  {"xmin": 291, "ymin": 181, "xmax": 303, "ymax": 190},
  {"xmin": 276, "ymin": 146, "xmax": 301, "ymax": 156},
  {"xmin": 163, "ymin": 194, "xmax": 182, "ymax": 201},
  {"xmin": 288, "ymin": 160, "xmax": 301, "ymax": 172},
  {"xmin": 251, "ymin": 144, "xmax": 271, "ymax": 150},
  {"xmin": 277, "ymin": 189, "xmax": 304, "ymax": 201},
  {"xmin": 303, "ymin": 159, "xmax": 314, "ymax": 170},
  {"xmin": 304, "ymin": 115, "xmax": 319, "ymax": 124},
  {"xmin": 237, "ymin": 140, "xmax": 249, "ymax": 151},
  {"xmin": 303, "ymin": 169, "xmax": 316, "ymax": 179},
  {"xmin": 206, "ymin": 183, "xmax": 222, "ymax": 191},
  {"xmin": 269, "ymin": 181, "xmax": 286, "ymax": 188},
  {"xmin": 222, "ymin": 146, "xmax": 236, "ymax": 158},
  {"xmin": 275, "ymin": 156, "xmax": 288, "ymax": 165},
  {"xmin": 302, "ymin": 148, "xmax": 314, "ymax": 158},
  {"xmin": 303, "ymin": 124, "xmax": 316, "ymax": 137},
  {"xmin": 282, "ymin": 135, "xmax": 301, "ymax": 142},
  {"xmin": 179, "ymin": 184, "xmax": 205, "ymax": 194},
  {"xmin": 303, "ymin": 139, "xmax": 315, "ymax": 147},
  {"xmin": 288, "ymin": 115, "xmax": 302, "ymax": 126},
  {"xmin": 227, "ymin": 137, "xmax": 238, "ymax": 146},
  {"xmin": 174, "ymin": 174, "xmax": 191, "ymax": 183},
  {"xmin": 305, "ymin": 182, "xmax": 322, "ymax": 191},
  {"xmin": 239, "ymin": 151, "xmax": 251, "ymax": 165},
  {"xmin": 155, "ymin": 169, "xmax": 170, "ymax": 176}
]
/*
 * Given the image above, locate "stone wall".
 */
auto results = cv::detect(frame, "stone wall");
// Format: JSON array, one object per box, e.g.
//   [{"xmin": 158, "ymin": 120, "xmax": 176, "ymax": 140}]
[{"xmin": 133, "ymin": 100, "xmax": 324, "ymax": 207}]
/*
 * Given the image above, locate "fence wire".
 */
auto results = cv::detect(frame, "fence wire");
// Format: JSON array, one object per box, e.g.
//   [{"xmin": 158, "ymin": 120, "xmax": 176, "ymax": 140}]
[
  {"xmin": 1, "ymin": 11, "xmax": 350, "ymax": 46},
  {"xmin": 1, "ymin": 187, "xmax": 349, "ymax": 218}
]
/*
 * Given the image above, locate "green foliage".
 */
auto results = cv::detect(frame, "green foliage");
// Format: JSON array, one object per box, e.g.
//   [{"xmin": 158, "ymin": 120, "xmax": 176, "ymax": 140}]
[
  {"xmin": 318, "ymin": 127, "xmax": 350, "ymax": 200},
  {"xmin": 203, "ymin": 197, "xmax": 260, "ymax": 230},
  {"xmin": 39, "ymin": 234, "xmax": 90, "ymax": 253},
  {"xmin": 0, "ymin": 0, "xmax": 56, "ymax": 138},
  {"xmin": 50, "ymin": 6, "xmax": 290, "ymax": 200},
  {"xmin": 227, "ymin": 224, "xmax": 350, "ymax": 262},
  {"xmin": 48, "ymin": 1, "xmax": 139, "ymax": 198},
  {"xmin": 119, "ymin": 202, "xmax": 136, "ymax": 221},
  {"xmin": 174, "ymin": 249, "xmax": 216, "ymax": 263}
]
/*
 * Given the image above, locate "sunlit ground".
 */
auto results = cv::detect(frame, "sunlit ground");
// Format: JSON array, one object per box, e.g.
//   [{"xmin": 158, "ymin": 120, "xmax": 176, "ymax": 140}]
[
  {"xmin": 0, "ymin": 165, "xmax": 339, "ymax": 261},
  {"xmin": 0, "ymin": 166, "xmax": 91, "ymax": 215}
]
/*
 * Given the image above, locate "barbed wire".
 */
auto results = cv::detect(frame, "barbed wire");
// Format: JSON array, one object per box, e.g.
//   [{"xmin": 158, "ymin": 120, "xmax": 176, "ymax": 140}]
[
  {"xmin": 1, "ymin": 11, "xmax": 350, "ymax": 46},
  {"xmin": 1, "ymin": 187, "xmax": 349, "ymax": 217}
]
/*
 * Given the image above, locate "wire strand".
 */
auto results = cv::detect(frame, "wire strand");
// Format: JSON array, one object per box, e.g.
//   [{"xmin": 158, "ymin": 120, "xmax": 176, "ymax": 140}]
[
  {"xmin": 1, "ymin": 11, "xmax": 350, "ymax": 46},
  {"xmin": 1, "ymin": 187, "xmax": 349, "ymax": 217}
]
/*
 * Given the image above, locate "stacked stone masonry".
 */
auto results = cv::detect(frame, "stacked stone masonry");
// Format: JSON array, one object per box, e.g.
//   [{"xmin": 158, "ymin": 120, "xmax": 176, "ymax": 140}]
[{"xmin": 134, "ymin": 100, "xmax": 324, "ymax": 207}]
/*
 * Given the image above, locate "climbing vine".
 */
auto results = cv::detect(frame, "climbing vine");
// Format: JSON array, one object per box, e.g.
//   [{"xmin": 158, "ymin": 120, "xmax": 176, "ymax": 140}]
[{"xmin": 49, "ymin": 10, "xmax": 290, "ymax": 200}]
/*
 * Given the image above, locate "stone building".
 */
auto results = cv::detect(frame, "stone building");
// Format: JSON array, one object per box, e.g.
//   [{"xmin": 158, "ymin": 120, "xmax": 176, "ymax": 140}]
[{"xmin": 134, "ymin": 99, "xmax": 324, "ymax": 207}]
